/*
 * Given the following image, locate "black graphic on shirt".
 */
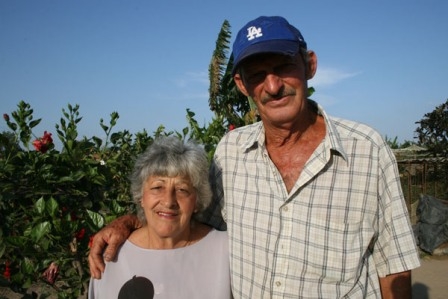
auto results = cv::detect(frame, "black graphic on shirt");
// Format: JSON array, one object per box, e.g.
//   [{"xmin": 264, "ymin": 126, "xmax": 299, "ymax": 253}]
[{"xmin": 118, "ymin": 275, "xmax": 155, "ymax": 299}]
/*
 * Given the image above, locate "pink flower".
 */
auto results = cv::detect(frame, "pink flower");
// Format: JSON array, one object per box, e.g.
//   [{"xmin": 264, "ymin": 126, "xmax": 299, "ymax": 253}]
[
  {"xmin": 42, "ymin": 262, "xmax": 59, "ymax": 285},
  {"xmin": 228, "ymin": 124, "xmax": 236, "ymax": 131}
]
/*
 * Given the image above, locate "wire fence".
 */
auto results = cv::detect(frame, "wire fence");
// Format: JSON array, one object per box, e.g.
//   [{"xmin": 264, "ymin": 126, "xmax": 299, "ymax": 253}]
[{"xmin": 398, "ymin": 159, "xmax": 448, "ymax": 224}]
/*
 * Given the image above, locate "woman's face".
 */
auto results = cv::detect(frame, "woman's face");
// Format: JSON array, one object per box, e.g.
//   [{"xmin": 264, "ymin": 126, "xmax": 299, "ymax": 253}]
[{"xmin": 141, "ymin": 175, "xmax": 197, "ymax": 242}]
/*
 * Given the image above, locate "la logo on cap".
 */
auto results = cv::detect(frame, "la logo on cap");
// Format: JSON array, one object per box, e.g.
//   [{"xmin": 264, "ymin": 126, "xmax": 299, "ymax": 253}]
[{"xmin": 246, "ymin": 26, "xmax": 263, "ymax": 41}]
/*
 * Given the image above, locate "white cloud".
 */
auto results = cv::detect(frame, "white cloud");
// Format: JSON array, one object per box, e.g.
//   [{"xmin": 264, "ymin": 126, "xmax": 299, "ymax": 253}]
[
  {"xmin": 174, "ymin": 71, "xmax": 208, "ymax": 87},
  {"xmin": 310, "ymin": 67, "xmax": 361, "ymax": 87}
]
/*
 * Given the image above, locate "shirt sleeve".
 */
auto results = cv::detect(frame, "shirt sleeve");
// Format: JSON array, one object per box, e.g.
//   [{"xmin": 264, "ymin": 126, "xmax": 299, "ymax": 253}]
[{"xmin": 373, "ymin": 143, "xmax": 421, "ymax": 277}]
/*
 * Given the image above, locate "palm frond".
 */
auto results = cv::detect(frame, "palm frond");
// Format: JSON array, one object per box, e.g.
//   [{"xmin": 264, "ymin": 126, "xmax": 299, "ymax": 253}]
[{"xmin": 208, "ymin": 20, "xmax": 231, "ymax": 113}]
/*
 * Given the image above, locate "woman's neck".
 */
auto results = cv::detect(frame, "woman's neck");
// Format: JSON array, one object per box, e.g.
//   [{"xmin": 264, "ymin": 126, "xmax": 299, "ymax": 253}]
[{"xmin": 129, "ymin": 221, "xmax": 212, "ymax": 250}]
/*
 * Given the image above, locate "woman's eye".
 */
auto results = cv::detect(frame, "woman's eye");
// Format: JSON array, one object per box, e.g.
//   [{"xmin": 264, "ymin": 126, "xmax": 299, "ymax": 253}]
[
  {"xmin": 149, "ymin": 186, "xmax": 163, "ymax": 193},
  {"xmin": 177, "ymin": 188, "xmax": 189, "ymax": 194}
]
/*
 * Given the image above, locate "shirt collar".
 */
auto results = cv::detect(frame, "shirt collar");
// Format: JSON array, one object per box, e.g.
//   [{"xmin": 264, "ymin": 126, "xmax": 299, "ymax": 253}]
[
  {"xmin": 240, "ymin": 100, "xmax": 348, "ymax": 161},
  {"xmin": 314, "ymin": 101, "xmax": 348, "ymax": 162},
  {"xmin": 240, "ymin": 122, "xmax": 264, "ymax": 152}
]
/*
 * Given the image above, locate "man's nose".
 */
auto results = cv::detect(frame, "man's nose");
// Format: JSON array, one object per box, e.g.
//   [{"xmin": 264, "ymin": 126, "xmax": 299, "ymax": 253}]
[{"xmin": 263, "ymin": 73, "xmax": 283, "ymax": 95}]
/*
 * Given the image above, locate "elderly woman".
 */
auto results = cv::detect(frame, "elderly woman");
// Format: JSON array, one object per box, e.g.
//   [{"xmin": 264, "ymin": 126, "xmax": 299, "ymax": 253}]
[{"xmin": 88, "ymin": 136, "xmax": 231, "ymax": 299}]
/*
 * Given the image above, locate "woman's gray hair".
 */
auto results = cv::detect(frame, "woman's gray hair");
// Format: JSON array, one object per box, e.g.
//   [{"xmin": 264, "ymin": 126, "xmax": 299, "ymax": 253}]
[{"xmin": 130, "ymin": 136, "xmax": 212, "ymax": 224}]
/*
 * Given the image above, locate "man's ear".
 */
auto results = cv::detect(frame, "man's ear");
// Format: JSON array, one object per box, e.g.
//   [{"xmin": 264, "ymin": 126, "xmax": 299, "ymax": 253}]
[
  {"xmin": 233, "ymin": 74, "xmax": 250, "ymax": 96},
  {"xmin": 306, "ymin": 50, "xmax": 318, "ymax": 80}
]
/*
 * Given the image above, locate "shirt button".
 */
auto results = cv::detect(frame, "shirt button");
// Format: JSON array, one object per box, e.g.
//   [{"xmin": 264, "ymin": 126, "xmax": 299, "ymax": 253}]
[
  {"xmin": 283, "ymin": 206, "xmax": 289, "ymax": 212},
  {"xmin": 276, "ymin": 281, "xmax": 281, "ymax": 287}
]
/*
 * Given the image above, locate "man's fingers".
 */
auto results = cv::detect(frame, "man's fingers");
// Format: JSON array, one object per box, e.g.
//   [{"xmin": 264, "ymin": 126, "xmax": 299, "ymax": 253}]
[
  {"xmin": 88, "ymin": 235, "xmax": 108, "ymax": 278},
  {"xmin": 103, "ymin": 243, "xmax": 120, "ymax": 262},
  {"xmin": 88, "ymin": 251, "xmax": 104, "ymax": 279},
  {"xmin": 87, "ymin": 215, "xmax": 138, "ymax": 279}
]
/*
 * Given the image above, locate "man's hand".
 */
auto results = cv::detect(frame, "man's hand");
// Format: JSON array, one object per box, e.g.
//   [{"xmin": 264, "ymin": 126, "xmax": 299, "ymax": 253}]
[{"xmin": 88, "ymin": 214, "xmax": 141, "ymax": 279}]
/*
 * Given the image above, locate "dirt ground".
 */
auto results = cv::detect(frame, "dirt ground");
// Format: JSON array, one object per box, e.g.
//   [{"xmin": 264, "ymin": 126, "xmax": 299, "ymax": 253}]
[
  {"xmin": 412, "ymin": 254, "xmax": 448, "ymax": 299},
  {"xmin": 1, "ymin": 255, "xmax": 447, "ymax": 298}
]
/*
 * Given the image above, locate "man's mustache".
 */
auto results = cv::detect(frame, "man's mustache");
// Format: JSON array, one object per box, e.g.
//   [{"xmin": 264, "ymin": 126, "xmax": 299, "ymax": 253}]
[{"xmin": 260, "ymin": 88, "xmax": 296, "ymax": 104}]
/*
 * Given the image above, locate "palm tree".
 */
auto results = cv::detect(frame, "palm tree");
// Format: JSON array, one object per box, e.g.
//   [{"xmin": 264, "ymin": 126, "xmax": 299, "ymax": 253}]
[{"xmin": 208, "ymin": 20, "xmax": 259, "ymax": 128}]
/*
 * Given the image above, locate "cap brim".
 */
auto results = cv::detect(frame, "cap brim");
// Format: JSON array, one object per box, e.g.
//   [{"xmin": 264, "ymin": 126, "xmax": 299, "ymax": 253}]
[{"xmin": 231, "ymin": 40, "xmax": 300, "ymax": 75}]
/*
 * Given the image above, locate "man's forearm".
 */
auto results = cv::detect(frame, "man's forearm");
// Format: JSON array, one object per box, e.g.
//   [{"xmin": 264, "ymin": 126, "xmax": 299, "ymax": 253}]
[
  {"xmin": 116, "ymin": 214, "xmax": 142, "ymax": 231},
  {"xmin": 89, "ymin": 213, "xmax": 142, "ymax": 278},
  {"xmin": 379, "ymin": 270, "xmax": 412, "ymax": 299}
]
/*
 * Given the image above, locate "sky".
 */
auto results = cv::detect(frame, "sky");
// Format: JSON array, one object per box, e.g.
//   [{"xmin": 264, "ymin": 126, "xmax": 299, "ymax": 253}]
[{"xmin": 1, "ymin": 0, "xmax": 447, "ymax": 148}]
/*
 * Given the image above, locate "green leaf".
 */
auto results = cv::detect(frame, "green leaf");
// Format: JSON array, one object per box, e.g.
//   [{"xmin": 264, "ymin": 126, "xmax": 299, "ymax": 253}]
[
  {"xmin": 29, "ymin": 119, "xmax": 42, "ymax": 128},
  {"xmin": 0, "ymin": 243, "xmax": 6, "ymax": 259},
  {"xmin": 31, "ymin": 221, "xmax": 51, "ymax": 242},
  {"xmin": 5, "ymin": 236, "xmax": 27, "ymax": 247},
  {"xmin": 7, "ymin": 122, "xmax": 18, "ymax": 131},
  {"xmin": 35, "ymin": 196, "xmax": 46, "ymax": 215},
  {"xmin": 86, "ymin": 210, "xmax": 105, "ymax": 230},
  {"xmin": 92, "ymin": 136, "xmax": 103, "ymax": 147},
  {"xmin": 21, "ymin": 257, "xmax": 35, "ymax": 275},
  {"xmin": 57, "ymin": 176, "xmax": 76, "ymax": 183},
  {"xmin": 182, "ymin": 127, "xmax": 189, "ymax": 137},
  {"xmin": 67, "ymin": 139, "xmax": 73, "ymax": 150},
  {"xmin": 46, "ymin": 196, "xmax": 59, "ymax": 217},
  {"xmin": 111, "ymin": 199, "xmax": 127, "ymax": 214},
  {"xmin": 22, "ymin": 277, "xmax": 32, "ymax": 289}
]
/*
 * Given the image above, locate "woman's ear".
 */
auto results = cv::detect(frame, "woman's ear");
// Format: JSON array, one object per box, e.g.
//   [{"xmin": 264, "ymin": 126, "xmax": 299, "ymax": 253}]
[{"xmin": 306, "ymin": 50, "xmax": 318, "ymax": 80}]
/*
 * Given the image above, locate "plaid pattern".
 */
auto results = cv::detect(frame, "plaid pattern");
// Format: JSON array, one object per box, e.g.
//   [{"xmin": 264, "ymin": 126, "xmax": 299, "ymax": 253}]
[{"xmin": 205, "ymin": 102, "xmax": 420, "ymax": 298}]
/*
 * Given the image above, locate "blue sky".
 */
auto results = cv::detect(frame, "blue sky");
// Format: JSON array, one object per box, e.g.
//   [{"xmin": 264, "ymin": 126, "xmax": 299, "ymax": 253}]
[{"xmin": 1, "ymin": 0, "xmax": 447, "ymax": 147}]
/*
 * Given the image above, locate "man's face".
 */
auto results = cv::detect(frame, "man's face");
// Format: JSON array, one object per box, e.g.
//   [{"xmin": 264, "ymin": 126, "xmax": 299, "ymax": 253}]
[{"xmin": 234, "ymin": 52, "xmax": 316, "ymax": 128}]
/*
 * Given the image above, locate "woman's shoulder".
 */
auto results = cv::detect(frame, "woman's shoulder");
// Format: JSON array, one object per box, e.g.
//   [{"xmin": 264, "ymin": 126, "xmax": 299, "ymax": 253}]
[
  {"xmin": 192, "ymin": 223, "xmax": 227, "ymax": 244},
  {"xmin": 189, "ymin": 222, "xmax": 212, "ymax": 244}
]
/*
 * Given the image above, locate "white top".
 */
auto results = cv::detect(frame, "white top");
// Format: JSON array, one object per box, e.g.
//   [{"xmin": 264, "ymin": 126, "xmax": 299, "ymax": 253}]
[{"xmin": 89, "ymin": 229, "xmax": 231, "ymax": 299}]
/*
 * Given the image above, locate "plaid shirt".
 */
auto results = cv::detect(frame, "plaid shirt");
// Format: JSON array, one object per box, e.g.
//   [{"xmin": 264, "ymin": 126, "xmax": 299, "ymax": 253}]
[{"xmin": 204, "ymin": 101, "xmax": 420, "ymax": 298}]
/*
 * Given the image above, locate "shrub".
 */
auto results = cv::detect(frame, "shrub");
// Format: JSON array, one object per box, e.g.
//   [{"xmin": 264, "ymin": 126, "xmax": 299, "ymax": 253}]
[{"xmin": 0, "ymin": 101, "xmax": 227, "ymax": 298}]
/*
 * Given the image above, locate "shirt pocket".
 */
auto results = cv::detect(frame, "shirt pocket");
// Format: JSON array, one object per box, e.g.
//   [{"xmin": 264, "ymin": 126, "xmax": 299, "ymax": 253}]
[{"xmin": 301, "ymin": 218, "xmax": 374, "ymax": 284}]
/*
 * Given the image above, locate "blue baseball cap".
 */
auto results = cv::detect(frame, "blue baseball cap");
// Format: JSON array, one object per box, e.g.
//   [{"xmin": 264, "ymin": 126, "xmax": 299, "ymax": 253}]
[{"xmin": 231, "ymin": 16, "xmax": 307, "ymax": 75}]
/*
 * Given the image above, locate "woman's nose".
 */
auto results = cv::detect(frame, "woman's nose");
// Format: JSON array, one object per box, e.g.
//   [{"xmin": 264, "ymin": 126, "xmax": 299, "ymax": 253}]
[{"xmin": 162, "ymin": 190, "xmax": 178, "ymax": 208}]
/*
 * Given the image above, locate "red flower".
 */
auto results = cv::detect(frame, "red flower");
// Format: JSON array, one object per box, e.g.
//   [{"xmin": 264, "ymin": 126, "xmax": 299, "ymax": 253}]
[
  {"xmin": 228, "ymin": 124, "xmax": 236, "ymax": 131},
  {"xmin": 88, "ymin": 234, "xmax": 95, "ymax": 248},
  {"xmin": 32, "ymin": 139, "xmax": 44, "ymax": 152},
  {"xmin": 42, "ymin": 262, "xmax": 59, "ymax": 285},
  {"xmin": 32, "ymin": 131, "xmax": 53, "ymax": 153},
  {"xmin": 75, "ymin": 228, "xmax": 86, "ymax": 241},
  {"xmin": 42, "ymin": 131, "xmax": 53, "ymax": 144},
  {"xmin": 3, "ymin": 261, "xmax": 11, "ymax": 280}
]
